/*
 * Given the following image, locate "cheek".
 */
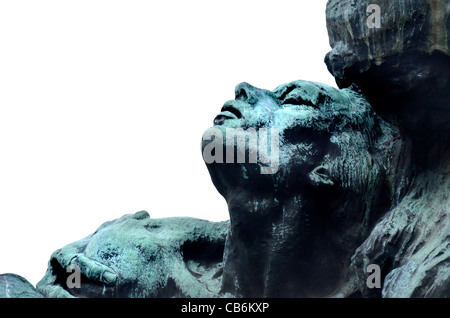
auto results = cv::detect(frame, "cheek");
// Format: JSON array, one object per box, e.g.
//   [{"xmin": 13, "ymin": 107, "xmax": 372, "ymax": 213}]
[
  {"xmin": 241, "ymin": 108, "xmax": 271, "ymax": 128},
  {"xmin": 281, "ymin": 128, "xmax": 334, "ymax": 165},
  {"xmin": 274, "ymin": 142, "xmax": 322, "ymax": 186},
  {"xmin": 324, "ymin": 139, "xmax": 342, "ymax": 158},
  {"xmin": 275, "ymin": 138, "xmax": 339, "ymax": 185},
  {"xmin": 281, "ymin": 142, "xmax": 319, "ymax": 166}
]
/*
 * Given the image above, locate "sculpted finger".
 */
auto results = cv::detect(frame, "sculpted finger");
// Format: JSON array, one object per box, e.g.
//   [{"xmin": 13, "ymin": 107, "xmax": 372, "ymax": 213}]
[
  {"xmin": 51, "ymin": 248, "xmax": 118, "ymax": 286},
  {"xmin": 68, "ymin": 254, "xmax": 118, "ymax": 286}
]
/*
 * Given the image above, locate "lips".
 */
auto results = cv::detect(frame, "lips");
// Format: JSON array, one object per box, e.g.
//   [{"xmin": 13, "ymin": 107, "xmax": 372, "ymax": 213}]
[{"xmin": 214, "ymin": 103, "xmax": 243, "ymax": 125}]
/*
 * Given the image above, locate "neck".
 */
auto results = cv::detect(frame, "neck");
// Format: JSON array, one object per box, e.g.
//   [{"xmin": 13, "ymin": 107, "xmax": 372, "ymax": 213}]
[{"xmin": 220, "ymin": 186, "xmax": 363, "ymax": 297}]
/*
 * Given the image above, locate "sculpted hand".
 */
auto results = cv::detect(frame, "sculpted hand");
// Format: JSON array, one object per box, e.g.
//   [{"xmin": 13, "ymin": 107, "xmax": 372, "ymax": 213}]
[{"xmin": 36, "ymin": 237, "xmax": 119, "ymax": 298}]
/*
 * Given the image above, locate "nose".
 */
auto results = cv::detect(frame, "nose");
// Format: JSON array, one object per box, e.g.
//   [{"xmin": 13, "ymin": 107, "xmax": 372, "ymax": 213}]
[
  {"xmin": 235, "ymin": 82, "xmax": 259, "ymax": 104},
  {"xmin": 234, "ymin": 82, "xmax": 280, "ymax": 108}
]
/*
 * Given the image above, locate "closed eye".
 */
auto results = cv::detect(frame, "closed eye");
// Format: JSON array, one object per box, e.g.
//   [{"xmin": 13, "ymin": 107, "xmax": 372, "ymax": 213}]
[{"xmin": 281, "ymin": 96, "xmax": 319, "ymax": 109}]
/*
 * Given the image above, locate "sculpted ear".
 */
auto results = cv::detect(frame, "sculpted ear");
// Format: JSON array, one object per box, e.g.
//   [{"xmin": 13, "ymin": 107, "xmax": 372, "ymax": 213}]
[{"xmin": 308, "ymin": 164, "xmax": 334, "ymax": 187}]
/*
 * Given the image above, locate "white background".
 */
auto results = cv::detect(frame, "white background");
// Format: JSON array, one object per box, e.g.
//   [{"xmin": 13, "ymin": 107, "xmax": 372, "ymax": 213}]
[{"xmin": 0, "ymin": 0, "xmax": 335, "ymax": 287}]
